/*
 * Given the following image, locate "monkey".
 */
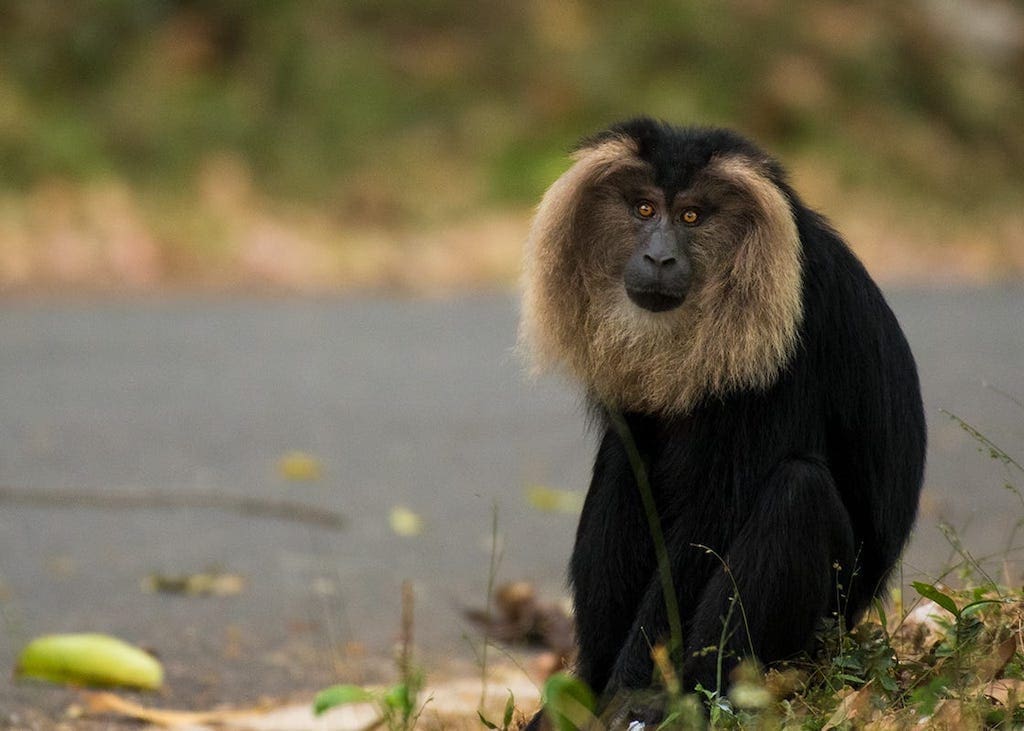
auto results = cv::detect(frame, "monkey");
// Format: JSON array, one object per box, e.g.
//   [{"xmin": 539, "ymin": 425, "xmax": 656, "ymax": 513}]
[{"xmin": 519, "ymin": 118, "xmax": 926, "ymax": 727}]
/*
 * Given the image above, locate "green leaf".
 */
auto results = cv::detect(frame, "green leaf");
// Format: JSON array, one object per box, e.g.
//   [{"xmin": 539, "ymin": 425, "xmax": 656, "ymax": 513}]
[
  {"xmin": 503, "ymin": 690, "xmax": 516, "ymax": 729},
  {"xmin": 478, "ymin": 711, "xmax": 500, "ymax": 729},
  {"xmin": 313, "ymin": 684, "xmax": 374, "ymax": 715},
  {"xmin": 910, "ymin": 675, "xmax": 950, "ymax": 715},
  {"xmin": 833, "ymin": 655, "xmax": 864, "ymax": 672},
  {"xmin": 873, "ymin": 597, "xmax": 888, "ymax": 629},
  {"xmin": 912, "ymin": 582, "xmax": 960, "ymax": 617},
  {"xmin": 384, "ymin": 683, "xmax": 412, "ymax": 715},
  {"xmin": 960, "ymin": 599, "xmax": 1003, "ymax": 617},
  {"xmin": 955, "ymin": 615, "xmax": 984, "ymax": 645},
  {"xmin": 658, "ymin": 711, "xmax": 683, "ymax": 730},
  {"xmin": 542, "ymin": 673, "xmax": 596, "ymax": 731}
]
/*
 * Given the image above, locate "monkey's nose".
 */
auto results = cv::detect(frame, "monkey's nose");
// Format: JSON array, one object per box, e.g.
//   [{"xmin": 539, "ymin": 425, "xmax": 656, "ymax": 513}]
[
  {"xmin": 639, "ymin": 251, "xmax": 690, "ymax": 285},
  {"xmin": 643, "ymin": 253, "xmax": 677, "ymax": 268}
]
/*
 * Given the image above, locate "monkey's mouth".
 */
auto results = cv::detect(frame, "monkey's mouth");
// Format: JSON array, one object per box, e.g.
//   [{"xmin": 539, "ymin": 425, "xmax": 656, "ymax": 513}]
[{"xmin": 625, "ymin": 287, "xmax": 687, "ymax": 313}]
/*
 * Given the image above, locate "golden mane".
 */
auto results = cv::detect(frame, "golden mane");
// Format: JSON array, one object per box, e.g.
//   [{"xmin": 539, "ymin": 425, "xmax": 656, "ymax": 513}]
[{"xmin": 520, "ymin": 142, "xmax": 803, "ymax": 415}]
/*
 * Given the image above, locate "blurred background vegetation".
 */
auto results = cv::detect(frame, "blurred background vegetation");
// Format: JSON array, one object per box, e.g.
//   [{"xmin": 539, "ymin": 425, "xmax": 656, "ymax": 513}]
[{"xmin": 0, "ymin": 0, "xmax": 1022, "ymax": 292}]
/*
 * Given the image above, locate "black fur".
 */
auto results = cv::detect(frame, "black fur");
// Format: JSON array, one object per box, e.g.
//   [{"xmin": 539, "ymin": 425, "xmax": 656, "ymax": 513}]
[{"xmin": 528, "ymin": 121, "xmax": 926, "ymax": 726}]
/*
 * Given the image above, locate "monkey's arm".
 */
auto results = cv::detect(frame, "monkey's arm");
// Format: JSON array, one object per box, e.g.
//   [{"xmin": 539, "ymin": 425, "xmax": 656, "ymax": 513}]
[
  {"xmin": 569, "ymin": 424, "xmax": 659, "ymax": 694},
  {"xmin": 605, "ymin": 456, "xmax": 855, "ymax": 696}
]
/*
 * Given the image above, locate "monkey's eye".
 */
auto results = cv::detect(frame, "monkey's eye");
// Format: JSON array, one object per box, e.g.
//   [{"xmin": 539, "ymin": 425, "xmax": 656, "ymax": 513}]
[
  {"xmin": 680, "ymin": 208, "xmax": 701, "ymax": 225},
  {"xmin": 634, "ymin": 201, "xmax": 657, "ymax": 219}
]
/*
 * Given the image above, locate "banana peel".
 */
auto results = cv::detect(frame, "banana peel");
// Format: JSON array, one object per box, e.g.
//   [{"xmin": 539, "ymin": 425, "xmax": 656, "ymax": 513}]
[{"xmin": 15, "ymin": 633, "xmax": 163, "ymax": 690}]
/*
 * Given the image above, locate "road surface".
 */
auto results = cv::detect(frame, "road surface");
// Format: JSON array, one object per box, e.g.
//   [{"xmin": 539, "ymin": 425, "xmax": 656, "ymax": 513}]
[{"xmin": 1, "ymin": 288, "xmax": 1022, "ymax": 717}]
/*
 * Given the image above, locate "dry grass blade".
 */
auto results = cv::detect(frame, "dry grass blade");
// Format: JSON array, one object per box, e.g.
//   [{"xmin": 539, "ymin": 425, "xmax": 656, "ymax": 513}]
[{"xmin": 82, "ymin": 691, "xmax": 264, "ymax": 727}]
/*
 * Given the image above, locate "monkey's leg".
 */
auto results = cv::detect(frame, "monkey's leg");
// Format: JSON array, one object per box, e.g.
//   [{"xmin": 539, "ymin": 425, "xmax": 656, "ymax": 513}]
[
  {"xmin": 605, "ymin": 457, "xmax": 854, "ymax": 697},
  {"xmin": 682, "ymin": 457, "xmax": 855, "ymax": 693}
]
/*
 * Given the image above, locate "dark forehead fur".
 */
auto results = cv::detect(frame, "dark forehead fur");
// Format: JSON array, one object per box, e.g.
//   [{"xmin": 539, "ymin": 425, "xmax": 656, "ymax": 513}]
[{"xmin": 581, "ymin": 117, "xmax": 786, "ymax": 194}]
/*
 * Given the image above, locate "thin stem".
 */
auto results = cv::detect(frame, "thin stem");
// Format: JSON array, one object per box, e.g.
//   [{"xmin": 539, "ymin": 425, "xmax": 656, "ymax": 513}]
[
  {"xmin": 942, "ymin": 409, "xmax": 1023, "ymax": 474},
  {"xmin": 715, "ymin": 595, "xmax": 737, "ymax": 701},
  {"xmin": 606, "ymin": 409, "xmax": 684, "ymax": 659},
  {"xmin": 692, "ymin": 544, "xmax": 755, "ymax": 660},
  {"xmin": 479, "ymin": 503, "xmax": 502, "ymax": 708}
]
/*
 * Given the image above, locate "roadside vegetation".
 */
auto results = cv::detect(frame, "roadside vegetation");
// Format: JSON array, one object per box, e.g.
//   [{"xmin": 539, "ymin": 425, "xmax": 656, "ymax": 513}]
[
  {"xmin": 304, "ymin": 411, "xmax": 1024, "ymax": 730},
  {"xmin": 12, "ymin": 398, "xmax": 1017, "ymax": 730},
  {"xmin": 1, "ymin": 1, "xmax": 1022, "ymax": 291},
  {"xmin": 304, "ymin": 561, "xmax": 1024, "ymax": 729}
]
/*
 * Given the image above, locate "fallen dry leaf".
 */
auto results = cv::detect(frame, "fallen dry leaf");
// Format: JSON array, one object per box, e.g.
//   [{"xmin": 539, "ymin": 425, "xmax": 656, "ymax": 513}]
[
  {"xmin": 862, "ymin": 709, "xmax": 916, "ymax": 731},
  {"xmin": 389, "ymin": 505, "xmax": 423, "ymax": 537},
  {"xmin": 823, "ymin": 682, "xmax": 878, "ymax": 731},
  {"xmin": 977, "ymin": 635, "xmax": 1019, "ymax": 684},
  {"xmin": 763, "ymin": 667, "xmax": 807, "ymax": 698},
  {"xmin": 278, "ymin": 451, "xmax": 323, "ymax": 481},
  {"xmin": 82, "ymin": 691, "xmax": 264, "ymax": 727},
  {"xmin": 985, "ymin": 678, "xmax": 1024, "ymax": 707},
  {"xmin": 524, "ymin": 485, "xmax": 583, "ymax": 514},
  {"xmin": 463, "ymin": 582, "xmax": 574, "ymax": 658},
  {"xmin": 142, "ymin": 570, "xmax": 245, "ymax": 597},
  {"xmin": 927, "ymin": 698, "xmax": 974, "ymax": 729}
]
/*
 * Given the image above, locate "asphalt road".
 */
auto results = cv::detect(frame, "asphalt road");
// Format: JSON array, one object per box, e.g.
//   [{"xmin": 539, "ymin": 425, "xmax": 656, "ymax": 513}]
[{"xmin": 1, "ymin": 289, "xmax": 1022, "ymax": 716}]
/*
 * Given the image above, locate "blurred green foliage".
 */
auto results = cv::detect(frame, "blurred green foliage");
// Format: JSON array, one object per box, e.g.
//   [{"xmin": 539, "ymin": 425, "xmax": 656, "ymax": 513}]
[{"xmin": 1, "ymin": 0, "xmax": 1022, "ymax": 224}]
